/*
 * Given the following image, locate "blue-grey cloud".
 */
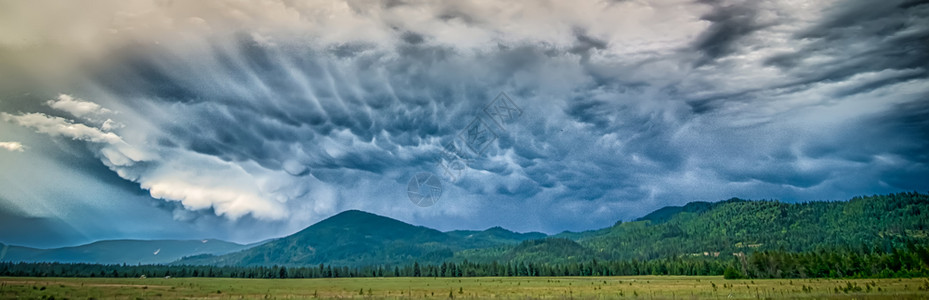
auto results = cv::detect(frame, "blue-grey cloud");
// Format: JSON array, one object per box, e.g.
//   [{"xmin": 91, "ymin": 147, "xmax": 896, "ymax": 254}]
[{"xmin": 0, "ymin": 0, "xmax": 927, "ymax": 246}]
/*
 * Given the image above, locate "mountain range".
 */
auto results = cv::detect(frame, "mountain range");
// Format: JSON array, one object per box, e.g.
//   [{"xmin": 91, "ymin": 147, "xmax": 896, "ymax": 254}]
[
  {"xmin": 178, "ymin": 192, "xmax": 928, "ymax": 267},
  {"xmin": 0, "ymin": 239, "xmax": 255, "ymax": 265},
  {"xmin": 176, "ymin": 210, "xmax": 547, "ymax": 267},
  {"xmin": 3, "ymin": 192, "xmax": 927, "ymax": 267}
]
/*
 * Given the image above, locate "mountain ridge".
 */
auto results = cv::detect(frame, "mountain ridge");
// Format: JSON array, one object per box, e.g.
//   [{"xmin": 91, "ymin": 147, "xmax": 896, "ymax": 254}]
[
  {"xmin": 174, "ymin": 209, "xmax": 548, "ymax": 267},
  {"xmin": 0, "ymin": 239, "xmax": 254, "ymax": 265},
  {"xmin": 5, "ymin": 192, "xmax": 926, "ymax": 267},
  {"xmin": 176, "ymin": 192, "xmax": 929, "ymax": 266}
]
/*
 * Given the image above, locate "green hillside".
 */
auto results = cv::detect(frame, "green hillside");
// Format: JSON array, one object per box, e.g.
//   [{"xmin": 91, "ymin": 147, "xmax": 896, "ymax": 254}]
[
  {"xmin": 634, "ymin": 200, "xmax": 721, "ymax": 224},
  {"xmin": 574, "ymin": 192, "xmax": 929, "ymax": 261},
  {"xmin": 446, "ymin": 226, "xmax": 547, "ymax": 248},
  {"xmin": 177, "ymin": 210, "xmax": 547, "ymax": 267},
  {"xmin": 175, "ymin": 192, "xmax": 929, "ymax": 268}
]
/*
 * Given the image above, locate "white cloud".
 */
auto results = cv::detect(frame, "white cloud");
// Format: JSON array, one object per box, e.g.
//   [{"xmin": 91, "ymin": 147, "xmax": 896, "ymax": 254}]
[
  {"xmin": 132, "ymin": 150, "xmax": 305, "ymax": 221},
  {"xmin": 143, "ymin": 178, "xmax": 287, "ymax": 221},
  {"xmin": 100, "ymin": 119, "xmax": 124, "ymax": 131},
  {"xmin": 0, "ymin": 141, "xmax": 25, "ymax": 152},
  {"xmin": 1, "ymin": 112, "xmax": 123, "ymax": 144},
  {"xmin": 46, "ymin": 94, "xmax": 112, "ymax": 118}
]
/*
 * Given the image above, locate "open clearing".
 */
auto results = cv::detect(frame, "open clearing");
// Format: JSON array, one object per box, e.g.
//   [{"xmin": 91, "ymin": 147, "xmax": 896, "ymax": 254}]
[{"xmin": 2, "ymin": 276, "xmax": 928, "ymax": 299}]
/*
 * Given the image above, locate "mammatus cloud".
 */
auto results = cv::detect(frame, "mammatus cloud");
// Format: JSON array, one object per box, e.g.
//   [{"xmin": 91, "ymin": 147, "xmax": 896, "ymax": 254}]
[
  {"xmin": 0, "ymin": 141, "xmax": 24, "ymax": 152},
  {"xmin": 0, "ymin": 0, "xmax": 926, "ymax": 243}
]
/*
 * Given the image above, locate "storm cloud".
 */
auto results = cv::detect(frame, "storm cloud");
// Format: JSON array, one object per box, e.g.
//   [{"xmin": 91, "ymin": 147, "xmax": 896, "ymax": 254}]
[{"xmin": 0, "ymin": 0, "xmax": 926, "ymax": 246}]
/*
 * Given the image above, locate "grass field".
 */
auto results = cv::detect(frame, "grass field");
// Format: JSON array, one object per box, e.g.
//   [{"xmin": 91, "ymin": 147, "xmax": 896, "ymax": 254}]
[{"xmin": 2, "ymin": 276, "xmax": 928, "ymax": 299}]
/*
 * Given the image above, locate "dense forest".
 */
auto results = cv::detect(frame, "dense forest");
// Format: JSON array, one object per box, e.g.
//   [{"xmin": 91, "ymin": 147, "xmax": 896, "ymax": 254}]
[
  {"xmin": 2, "ymin": 243, "xmax": 928, "ymax": 279},
  {"xmin": 2, "ymin": 192, "xmax": 927, "ymax": 279},
  {"xmin": 558, "ymin": 192, "xmax": 929, "ymax": 261}
]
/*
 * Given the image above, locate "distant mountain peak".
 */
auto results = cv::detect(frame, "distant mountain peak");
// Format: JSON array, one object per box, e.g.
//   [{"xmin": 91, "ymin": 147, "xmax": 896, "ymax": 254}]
[
  {"xmin": 313, "ymin": 209, "xmax": 410, "ymax": 228},
  {"xmin": 327, "ymin": 209, "xmax": 394, "ymax": 221},
  {"xmin": 635, "ymin": 200, "xmax": 716, "ymax": 224},
  {"xmin": 485, "ymin": 226, "xmax": 511, "ymax": 233},
  {"xmin": 0, "ymin": 239, "xmax": 253, "ymax": 265}
]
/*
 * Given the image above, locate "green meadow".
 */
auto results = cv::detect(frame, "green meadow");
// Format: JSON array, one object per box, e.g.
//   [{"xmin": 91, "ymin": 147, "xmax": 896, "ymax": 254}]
[{"xmin": 2, "ymin": 276, "xmax": 928, "ymax": 299}]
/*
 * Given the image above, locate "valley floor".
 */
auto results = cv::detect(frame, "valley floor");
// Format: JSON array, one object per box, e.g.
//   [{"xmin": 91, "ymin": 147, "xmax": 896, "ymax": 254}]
[{"xmin": 1, "ymin": 276, "xmax": 928, "ymax": 299}]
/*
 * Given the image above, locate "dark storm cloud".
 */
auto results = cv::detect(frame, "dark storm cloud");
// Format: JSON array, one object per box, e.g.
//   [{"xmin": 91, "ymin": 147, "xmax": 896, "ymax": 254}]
[
  {"xmin": 704, "ymin": 0, "xmax": 929, "ymax": 194},
  {"xmin": 400, "ymin": 31, "xmax": 426, "ymax": 45},
  {"xmin": 85, "ymin": 37, "xmax": 519, "ymax": 185},
  {"xmin": 687, "ymin": 0, "xmax": 928, "ymax": 119},
  {"xmin": 764, "ymin": 0, "xmax": 929, "ymax": 87},
  {"xmin": 570, "ymin": 29, "xmax": 609, "ymax": 63},
  {"xmin": 873, "ymin": 100, "xmax": 929, "ymax": 165},
  {"xmin": 436, "ymin": 8, "xmax": 479, "ymax": 25},
  {"xmin": 2, "ymin": 0, "xmax": 928, "ymax": 245},
  {"xmin": 692, "ymin": 0, "xmax": 766, "ymax": 64}
]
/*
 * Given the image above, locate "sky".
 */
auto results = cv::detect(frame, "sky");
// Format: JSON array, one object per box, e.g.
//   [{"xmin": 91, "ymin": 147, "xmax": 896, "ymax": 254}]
[{"xmin": 0, "ymin": 0, "xmax": 927, "ymax": 248}]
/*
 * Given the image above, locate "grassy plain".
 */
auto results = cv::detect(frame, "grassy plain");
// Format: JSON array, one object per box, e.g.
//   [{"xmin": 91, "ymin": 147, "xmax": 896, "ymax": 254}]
[{"xmin": 2, "ymin": 276, "xmax": 928, "ymax": 299}]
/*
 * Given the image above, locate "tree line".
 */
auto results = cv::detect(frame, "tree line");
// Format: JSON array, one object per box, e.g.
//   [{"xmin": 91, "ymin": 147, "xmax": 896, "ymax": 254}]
[
  {"xmin": 728, "ymin": 243, "xmax": 929, "ymax": 279},
  {"xmin": 2, "ymin": 244, "xmax": 927, "ymax": 279}
]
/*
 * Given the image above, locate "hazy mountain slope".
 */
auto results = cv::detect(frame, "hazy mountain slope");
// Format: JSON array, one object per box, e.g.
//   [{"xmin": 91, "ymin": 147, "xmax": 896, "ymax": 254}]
[
  {"xmin": 0, "ymin": 239, "xmax": 253, "ymax": 265},
  {"xmin": 446, "ymin": 226, "xmax": 547, "ymax": 248}
]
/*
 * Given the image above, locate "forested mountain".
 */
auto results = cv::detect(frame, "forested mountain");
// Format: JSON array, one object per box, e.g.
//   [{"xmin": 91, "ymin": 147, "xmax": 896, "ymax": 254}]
[
  {"xmin": 5, "ymin": 192, "xmax": 926, "ymax": 269},
  {"xmin": 446, "ymin": 227, "xmax": 547, "ymax": 248},
  {"xmin": 176, "ymin": 192, "xmax": 928, "ymax": 268},
  {"xmin": 634, "ymin": 200, "xmax": 721, "ymax": 224},
  {"xmin": 573, "ymin": 192, "xmax": 929, "ymax": 261},
  {"xmin": 176, "ymin": 210, "xmax": 547, "ymax": 267},
  {"xmin": 0, "ymin": 239, "xmax": 253, "ymax": 265}
]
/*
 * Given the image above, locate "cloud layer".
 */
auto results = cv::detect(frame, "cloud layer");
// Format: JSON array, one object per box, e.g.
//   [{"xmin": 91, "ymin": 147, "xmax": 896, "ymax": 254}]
[
  {"xmin": 0, "ymin": 141, "xmax": 24, "ymax": 152},
  {"xmin": 0, "ymin": 0, "xmax": 927, "ymax": 244}
]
